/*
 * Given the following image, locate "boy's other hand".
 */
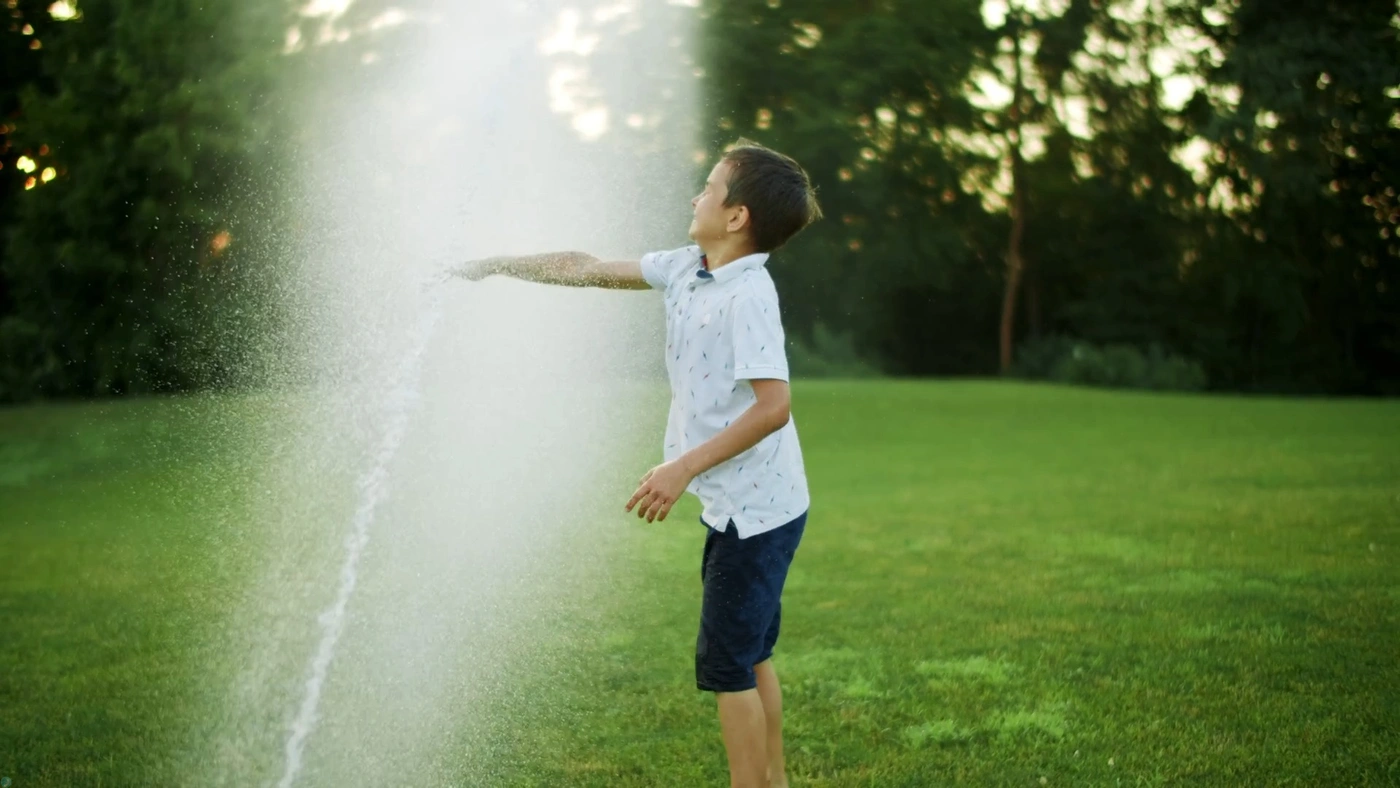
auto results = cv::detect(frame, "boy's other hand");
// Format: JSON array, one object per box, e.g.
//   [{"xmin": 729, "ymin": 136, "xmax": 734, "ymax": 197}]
[{"xmin": 625, "ymin": 460, "xmax": 695, "ymax": 523}]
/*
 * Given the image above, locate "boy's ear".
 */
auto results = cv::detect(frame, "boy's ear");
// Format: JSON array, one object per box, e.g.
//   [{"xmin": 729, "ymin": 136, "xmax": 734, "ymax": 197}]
[{"xmin": 726, "ymin": 204, "xmax": 751, "ymax": 234}]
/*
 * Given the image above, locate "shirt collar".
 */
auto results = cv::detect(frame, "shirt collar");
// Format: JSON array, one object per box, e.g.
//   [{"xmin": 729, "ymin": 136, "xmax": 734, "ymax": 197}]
[{"xmin": 695, "ymin": 252, "xmax": 769, "ymax": 286}]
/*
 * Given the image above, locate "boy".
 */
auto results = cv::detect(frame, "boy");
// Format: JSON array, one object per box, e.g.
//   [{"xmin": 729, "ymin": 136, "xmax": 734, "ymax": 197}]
[{"xmin": 449, "ymin": 140, "xmax": 821, "ymax": 788}]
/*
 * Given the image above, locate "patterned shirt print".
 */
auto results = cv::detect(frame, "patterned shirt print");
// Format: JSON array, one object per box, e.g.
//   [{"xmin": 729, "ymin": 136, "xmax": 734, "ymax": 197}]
[{"xmin": 639, "ymin": 245, "xmax": 810, "ymax": 538}]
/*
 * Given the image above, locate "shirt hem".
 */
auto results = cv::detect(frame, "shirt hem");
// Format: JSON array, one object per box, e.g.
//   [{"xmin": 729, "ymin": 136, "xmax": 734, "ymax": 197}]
[
  {"xmin": 734, "ymin": 365, "xmax": 789, "ymax": 381},
  {"xmin": 700, "ymin": 501, "xmax": 811, "ymax": 539}
]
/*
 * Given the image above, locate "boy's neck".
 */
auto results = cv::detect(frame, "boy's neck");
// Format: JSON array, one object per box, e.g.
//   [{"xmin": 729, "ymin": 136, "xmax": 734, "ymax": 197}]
[{"xmin": 701, "ymin": 240, "xmax": 760, "ymax": 271}]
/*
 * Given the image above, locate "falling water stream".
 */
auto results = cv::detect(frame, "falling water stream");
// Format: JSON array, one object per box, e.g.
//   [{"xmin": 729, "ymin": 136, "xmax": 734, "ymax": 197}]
[{"xmin": 277, "ymin": 288, "xmax": 444, "ymax": 788}]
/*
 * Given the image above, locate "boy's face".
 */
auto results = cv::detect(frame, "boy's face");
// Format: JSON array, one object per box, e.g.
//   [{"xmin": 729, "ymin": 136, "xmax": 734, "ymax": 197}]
[{"xmin": 689, "ymin": 160, "xmax": 749, "ymax": 246}]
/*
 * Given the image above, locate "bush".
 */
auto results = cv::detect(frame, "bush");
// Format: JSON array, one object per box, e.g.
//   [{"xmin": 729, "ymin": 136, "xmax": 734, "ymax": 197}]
[
  {"xmin": 1012, "ymin": 335, "xmax": 1207, "ymax": 392},
  {"xmin": 1008, "ymin": 335, "xmax": 1079, "ymax": 380},
  {"xmin": 787, "ymin": 323, "xmax": 883, "ymax": 378}
]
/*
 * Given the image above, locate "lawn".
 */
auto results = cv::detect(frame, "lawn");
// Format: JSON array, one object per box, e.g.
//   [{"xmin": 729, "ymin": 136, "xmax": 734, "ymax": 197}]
[{"xmin": 1, "ymin": 381, "xmax": 1397, "ymax": 786}]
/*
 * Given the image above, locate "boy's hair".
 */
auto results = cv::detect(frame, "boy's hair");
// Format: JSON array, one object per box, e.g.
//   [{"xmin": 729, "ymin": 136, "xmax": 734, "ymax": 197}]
[{"xmin": 721, "ymin": 138, "xmax": 823, "ymax": 252}]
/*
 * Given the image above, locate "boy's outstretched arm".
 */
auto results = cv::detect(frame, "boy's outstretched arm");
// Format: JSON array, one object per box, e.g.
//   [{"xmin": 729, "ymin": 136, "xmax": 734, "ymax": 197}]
[{"xmin": 449, "ymin": 252, "xmax": 650, "ymax": 290}]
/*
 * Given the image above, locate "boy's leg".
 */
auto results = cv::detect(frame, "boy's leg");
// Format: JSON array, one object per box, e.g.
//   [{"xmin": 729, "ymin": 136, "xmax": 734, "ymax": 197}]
[
  {"xmin": 698, "ymin": 513, "xmax": 806, "ymax": 788},
  {"xmin": 716, "ymin": 690, "xmax": 769, "ymax": 788},
  {"xmin": 754, "ymin": 659, "xmax": 786, "ymax": 787}
]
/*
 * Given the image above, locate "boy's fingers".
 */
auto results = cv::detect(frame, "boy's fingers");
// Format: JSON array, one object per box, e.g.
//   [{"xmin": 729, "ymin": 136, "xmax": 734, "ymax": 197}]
[
  {"xmin": 625, "ymin": 486, "xmax": 647, "ymax": 512},
  {"xmin": 634, "ymin": 490, "xmax": 656, "ymax": 518},
  {"xmin": 648, "ymin": 496, "xmax": 671, "ymax": 523}
]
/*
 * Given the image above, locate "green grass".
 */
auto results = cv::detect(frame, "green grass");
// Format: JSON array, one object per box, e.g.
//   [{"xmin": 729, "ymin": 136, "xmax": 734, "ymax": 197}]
[
  {"xmin": 2, "ymin": 382, "xmax": 1398, "ymax": 786},
  {"xmin": 0, "ymin": 393, "xmax": 309, "ymax": 785}
]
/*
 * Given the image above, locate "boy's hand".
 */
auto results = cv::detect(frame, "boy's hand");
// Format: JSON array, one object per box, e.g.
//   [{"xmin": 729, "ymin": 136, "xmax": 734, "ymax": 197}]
[
  {"xmin": 625, "ymin": 460, "xmax": 695, "ymax": 523},
  {"xmin": 448, "ymin": 258, "xmax": 502, "ymax": 281},
  {"xmin": 420, "ymin": 267, "xmax": 455, "ymax": 292}
]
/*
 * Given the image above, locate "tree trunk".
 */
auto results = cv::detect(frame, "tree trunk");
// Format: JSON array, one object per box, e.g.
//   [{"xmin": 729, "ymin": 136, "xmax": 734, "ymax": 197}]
[
  {"xmin": 1000, "ymin": 170, "xmax": 1026, "ymax": 372},
  {"xmin": 1027, "ymin": 263, "xmax": 1042, "ymax": 338},
  {"xmin": 999, "ymin": 14, "xmax": 1027, "ymax": 374}
]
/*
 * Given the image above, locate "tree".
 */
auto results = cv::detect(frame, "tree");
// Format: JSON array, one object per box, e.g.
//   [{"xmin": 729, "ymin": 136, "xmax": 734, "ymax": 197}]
[
  {"xmin": 1, "ymin": 0, "xmax": 296, "ymax": 401},
  {"xmin": 1, "ymin": 1, "xmax": 68, "ymax": 336},
  {"xmin": 1180, "ymin": 0, "xmax": 1400, "ymax": 392},
  {"xmin": 701, "ymin": 0, "xmax": 1000, "ymax": 373}
]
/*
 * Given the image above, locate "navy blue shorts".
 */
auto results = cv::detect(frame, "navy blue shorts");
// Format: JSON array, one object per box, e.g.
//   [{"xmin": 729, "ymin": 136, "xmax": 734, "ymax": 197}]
[{"xmin": 696, "ymin": 510, "xmax": 807, "ymax": 693}]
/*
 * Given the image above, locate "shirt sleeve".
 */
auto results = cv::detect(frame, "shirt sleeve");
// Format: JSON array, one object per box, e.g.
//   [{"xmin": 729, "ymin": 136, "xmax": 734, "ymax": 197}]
[
  {"xmin": 639, "ymin": 247, "xmax": 694, "ymax": 291},
  {"xmin": 731, "ymin": 295, "xmax": 790, "ymax": 382}
]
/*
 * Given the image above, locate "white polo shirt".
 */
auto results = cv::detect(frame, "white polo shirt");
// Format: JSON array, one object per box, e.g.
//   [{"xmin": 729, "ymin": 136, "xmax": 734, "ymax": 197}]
[{"xmin": 640, "ymin": 244, "xmax": 810, "ymax": 539}]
